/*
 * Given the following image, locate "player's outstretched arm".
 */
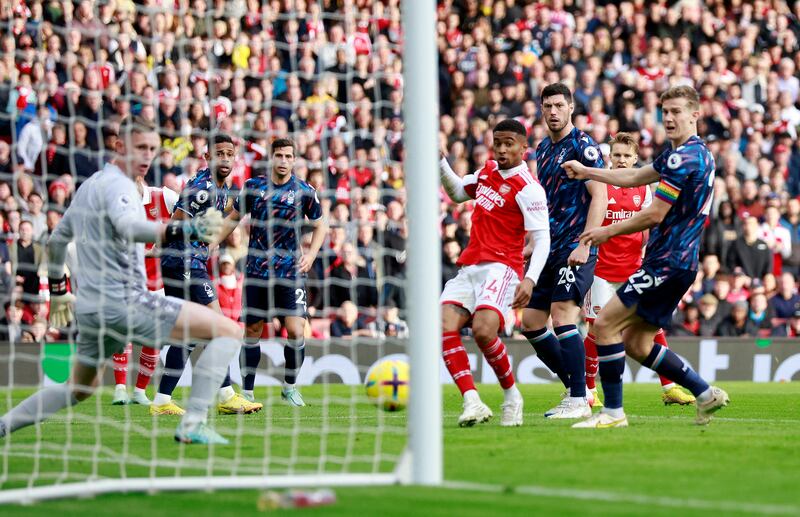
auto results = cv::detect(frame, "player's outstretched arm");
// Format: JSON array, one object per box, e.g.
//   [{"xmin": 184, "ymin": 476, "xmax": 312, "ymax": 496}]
[
  {"xmin": 439, "ymin": 157, "xmax": 472, "ymax": 203},
  {"xmin": 562, "ymin": 161, "xmax": 660, "ymax": 187},
  {"xmin": 580, "ymin": 197, "xmax": 672, "ymax": 247}
]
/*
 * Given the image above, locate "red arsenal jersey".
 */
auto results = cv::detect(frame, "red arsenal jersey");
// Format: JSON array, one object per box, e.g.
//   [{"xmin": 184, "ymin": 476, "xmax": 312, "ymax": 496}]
[
  {"xmin": 458, "ymin": 160, "xmax": 549, "ymax": 278},
  {"xmin": 142, "ymin": 186, "xmax": 178, "ymax": 291},
  {"xmin": 595, "ymin": 184, "xmax": 652, "ymax": 282}
]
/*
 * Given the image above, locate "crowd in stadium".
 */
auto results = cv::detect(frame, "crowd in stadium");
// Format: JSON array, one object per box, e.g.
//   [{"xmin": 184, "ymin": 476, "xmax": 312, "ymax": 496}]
[{"xmin": 0, "ymin": 0, "xmax": 799, "ymax": 343}]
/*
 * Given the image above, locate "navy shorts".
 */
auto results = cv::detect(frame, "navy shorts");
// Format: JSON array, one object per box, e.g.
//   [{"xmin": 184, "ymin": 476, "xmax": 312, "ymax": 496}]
[
  {"xmin": 243, "ymin": 277, "xmax": 307, "ymax": 325},
  {"xmin": 162, "ymin": 266, "xmax": 218, "ymax": 306},
  {"xmin": 528, "ymin": 252, "xmax": 597, "ymax": 311},
  {"xmin": 616, "ymin": 266, "xmax": 697, "ymax": 329}
]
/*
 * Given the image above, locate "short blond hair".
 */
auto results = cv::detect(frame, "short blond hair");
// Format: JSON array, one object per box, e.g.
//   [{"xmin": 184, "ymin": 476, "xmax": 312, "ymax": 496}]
[
  {"xmin": 660, "ymin": 85, "xmax": 700, "ymax": 111},
  {"xmin": 610, "ymin": 132, "xmax": 639, "ymax": 155}
]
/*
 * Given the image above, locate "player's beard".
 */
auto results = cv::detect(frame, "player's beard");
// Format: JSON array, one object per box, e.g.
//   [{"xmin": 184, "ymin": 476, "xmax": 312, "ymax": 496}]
[{"xmin": 546, "ymin": 118, "xmax": 568, "ymax": 134}]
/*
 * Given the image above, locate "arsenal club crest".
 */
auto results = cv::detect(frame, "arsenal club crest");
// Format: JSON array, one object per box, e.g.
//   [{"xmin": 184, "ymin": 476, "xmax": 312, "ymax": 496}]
[
  {"xmin": 499, "ymin": 184, "xmax": 511, "ymax": 195},
  {"xmin": 633, "ymin": 194, "xmax": 642, "ymax": 207}
]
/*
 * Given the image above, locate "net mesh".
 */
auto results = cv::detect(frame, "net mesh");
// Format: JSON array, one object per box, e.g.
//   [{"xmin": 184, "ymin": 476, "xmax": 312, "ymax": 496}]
[{"xmin": 0, "ymin": 0, "xmax": 413, "ymax": 495}]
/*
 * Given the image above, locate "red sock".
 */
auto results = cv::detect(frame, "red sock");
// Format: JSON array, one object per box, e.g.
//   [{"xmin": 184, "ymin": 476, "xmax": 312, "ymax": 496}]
[
  {"xmin": 584, "ymin": 332, "xmax": 598, "ymax": 390},
  {"xmin": 442, "ymin": 331, "xmax": 476, "ymax": 395},
  {"xmin": 136, "ymin": 346, "xmax": 159, "ymax": 390},
  {"xmin": 478, "ymin": 337, "xmax": 515, "ymax": 389},
  {"xmin": 654, "ymin": 329, "xmax": 675, "ymax": 388},
  {"xmin": 112, "ymin": 350, "xmax": 129, "ymax": 386}
]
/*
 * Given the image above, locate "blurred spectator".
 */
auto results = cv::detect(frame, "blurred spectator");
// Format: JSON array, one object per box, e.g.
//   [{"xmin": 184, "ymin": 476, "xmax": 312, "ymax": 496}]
[
  {"xmin": 441, "ymin": 236, "xmax": 460, "ymax": 288},
  {"xmin": 9, "ymin": 220, "xmax": 42, "ymax": 303},
  {"xmin": 769, "ymin": 272, "xmax": 800, "ymax": 325},
  {"xmin": 328, "ymin": 241, "xmax": 377, "ymax": 310},
  {"xmin": 771, "ymin": 309, "xmax": 800, "ymax": 338},
  {"xmin": 716, "ymin": 300, "xmax": 759, "ymax": 337},
  {"xmin": 726, "ymin": 217, "xmax": 772, "ymax": 279},
  {"xmin": 330, "ymin": 301, "xmax": 375, "ymax": 339},
  {"xmin": 747, "ymin": 293, "xmax": 774, "ymax": 336},
  {"xmin": 672, "ymin": 303, "xmax": 701, "ymax": 337},
  {"xmin": 697, "ymin": 294, "xmax": 723, "ymax": 337},
  {"xmin": 215, "ymin": 254, "xmax": 243, "ymax": 324}
]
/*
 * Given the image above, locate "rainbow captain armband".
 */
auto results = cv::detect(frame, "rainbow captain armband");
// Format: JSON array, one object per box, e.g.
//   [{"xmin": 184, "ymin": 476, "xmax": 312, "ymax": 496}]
[{"xmin": 654, "ymin": 179, "xmax": 681, "ymax": 205}]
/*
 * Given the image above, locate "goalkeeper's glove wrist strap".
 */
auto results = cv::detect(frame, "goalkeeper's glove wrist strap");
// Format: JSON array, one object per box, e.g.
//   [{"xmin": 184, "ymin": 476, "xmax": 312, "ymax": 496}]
[{"xmin": 48, "ymin": 276, "xmax": 68, "ymax": 296}]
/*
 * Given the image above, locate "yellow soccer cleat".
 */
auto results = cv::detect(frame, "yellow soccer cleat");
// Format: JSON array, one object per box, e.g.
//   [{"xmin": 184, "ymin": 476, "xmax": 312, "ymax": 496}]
[
  {"xmin": 590, "ymin": 388, "xmax": 603, "ymax": 408},
  {"xmin": 150, "ymin": 401, "xmax": 186, "ymax": 416},
  {"xmin": 218, "ymin": 393, "xmax": 263, "ymax": 415},
  {"xmin": 662, "ymin": 386, "xmax": 696, "ymax": 406}
]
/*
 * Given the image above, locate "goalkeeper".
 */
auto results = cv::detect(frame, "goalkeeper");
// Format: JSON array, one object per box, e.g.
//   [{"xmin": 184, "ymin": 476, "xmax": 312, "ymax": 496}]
[{"xmin": 0, "ymin": 117, "xmax": 238, "ymax": 445}]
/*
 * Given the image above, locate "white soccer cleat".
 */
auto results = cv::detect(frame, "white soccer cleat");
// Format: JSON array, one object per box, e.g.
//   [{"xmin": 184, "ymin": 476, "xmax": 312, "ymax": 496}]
[
  {"xmin": 500, "ymin": 394, "xmax": 523, "ymax": 427},
  {"xmin": 695, "ymin": 386, "xmax": 729, "ymax": 425},
  {"xmin": 572, "ymin": 411, "xmax": 629, "ymax": 429},
  {"xmin": 131, "ymin": 391, "xmax": 152, "ymax": 405},
  {"xmin": 543, "ymin": 391, "xmax": 569, "ymax": 417},
  {"xmin": 458, "ymin": 399, "xmax": 493, "ymax": 427},
  {"xmin": 546, "ymin": 398, "xmax": 592, "ymax": 419},
  {"xmin": 112, "ymin": 386, "xmax": 131, "ymax": 406}
]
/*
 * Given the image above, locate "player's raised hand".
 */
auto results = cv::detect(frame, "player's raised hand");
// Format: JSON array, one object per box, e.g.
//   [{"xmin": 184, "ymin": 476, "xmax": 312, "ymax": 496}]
[
  {"xmin": 562, "ymin": 160, "xmax": 588, "ymax": 179},
  {"xmin": 192, "ymin": 208, "xmax": 224, "ymax": 242},
  {"xmin": 579, "ymin": 226, "xmax": 612, "ymax": 248},
  {"xmin": 567, "ymin": 242, "xmax": 590, "ymax": 266},
  {"xmin": 298, "ymin": 252, "xmax": 317, "ymax": 274},
  {"xmin": 511, "ymin": 278, "xmax": 535, "ymax": 309}
]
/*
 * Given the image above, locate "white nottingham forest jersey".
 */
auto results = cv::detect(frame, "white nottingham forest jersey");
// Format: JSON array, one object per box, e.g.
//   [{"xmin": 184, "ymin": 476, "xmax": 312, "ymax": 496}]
[{"xmin": 49, "ymin": 163, "xmax": 149, "ymax": 315}]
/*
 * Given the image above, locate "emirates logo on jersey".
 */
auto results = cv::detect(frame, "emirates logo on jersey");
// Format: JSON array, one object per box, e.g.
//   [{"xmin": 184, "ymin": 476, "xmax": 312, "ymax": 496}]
[
  {"xmin": 606, "ymin": 209, "xmax": 636, "ymax": 222},
  {"xmin": 475, "ymin": 183, "xmax": 506, "ymax": 211}
]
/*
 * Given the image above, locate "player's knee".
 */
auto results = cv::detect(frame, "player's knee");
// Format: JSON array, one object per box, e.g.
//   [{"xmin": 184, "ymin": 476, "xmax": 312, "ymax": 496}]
[
  {"xmin": 624, "ymin": 341, "xmax": 651, "ymax": 362},
  {"xmin": 215, "ymin": 317, "xmax": 243, "ymax": 340},
  {"xmin": 471, "ymin": 321, "xmax": 497, "ymax": 346},
  {"xmin": 520, "ymin": 309, "xmax": 544, "ymax": 331}
]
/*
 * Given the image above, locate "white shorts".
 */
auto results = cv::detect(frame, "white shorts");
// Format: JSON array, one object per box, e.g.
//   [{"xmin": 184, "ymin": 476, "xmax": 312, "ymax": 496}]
[
  {"xmin": 440, "ymin": 263, "xmax": 519, "ymax": 328},
  {"xmin": 584, "ymin": 276, "xmax": 622, "ymax": 321}
]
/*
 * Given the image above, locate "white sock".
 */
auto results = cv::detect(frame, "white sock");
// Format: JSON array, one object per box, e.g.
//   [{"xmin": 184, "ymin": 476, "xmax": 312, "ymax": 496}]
[
  {"xmin": 463, "ymin": 389, "xmax": 480, "ymax": 404},
  {"xmin": 153, "ymin": 392, "xmax": 172, "ymax": 406},
  {"xmin": 697, "ymin": 387, "xmax": 713, "ymax": 403},
  {"xmin": 282, "ymin": 382, "xmax": 295, "ymax": 392},
  {"xmin": 569, "ymin": 396, "xmax": 587, "ymax": 405},
  {"xmin": 243, "ymin": 389, "xmax": 254, "ymax": 399},
  {"xmin": 503, "ymin": 385, "xmax": 521, "ymax": 402},
  {"xmin": 662, "ymin": 383, "xmax": 676, "ymax": 392},
  {"xmin": 115, "ymin": 384, "xmax": 126, "ymax": 391},
  {"xmin": 180, "ymin": 336, "xmax": 241, "ymax": 432},
  {"xmin": 218, "ymin": 385, "xmax": 236, "ymax": 403},
  {"xmin": 602, "ymin": 407, "xmax": 625, "ymax": 419},
  {"xmin": 134, "ymin": 387, "xmax": 146, "ymax": 395}
]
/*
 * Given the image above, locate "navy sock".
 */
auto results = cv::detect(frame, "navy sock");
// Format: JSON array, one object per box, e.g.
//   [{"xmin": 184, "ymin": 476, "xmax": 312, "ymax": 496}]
[
  {"xmin": 555, "ymin": 325, "xmax": 586, "ymax": 398},
  {"xmin": 220, "ymin": 370, "xmax": 232, "ymax": 388},
  {"xmin": 157, "ymin": 344, "xmax": 194, "ymax": 396},
  {"xmin": 284, "ymin": 338, "xmax": 305, "ymax": 385},
  {"xmin": 523, "ymin": 328, "xmax": 569, "ymax": 388},
  {"xmin": 241, "ymin": 340, "xmax": 262, "ymax": 391},
  {"xmin": 597, "ymin": 342, "xmax": 626, "ymax": 409},
  {"xmin": 641, "ymin": 344, "xmax": 709, "ymax": 397}
]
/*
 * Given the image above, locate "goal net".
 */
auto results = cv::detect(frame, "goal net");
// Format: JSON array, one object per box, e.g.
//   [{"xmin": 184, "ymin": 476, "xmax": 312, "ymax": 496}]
[{"xmin": 0, "ymin": 0, "xmax": 440, "ymax": 503}]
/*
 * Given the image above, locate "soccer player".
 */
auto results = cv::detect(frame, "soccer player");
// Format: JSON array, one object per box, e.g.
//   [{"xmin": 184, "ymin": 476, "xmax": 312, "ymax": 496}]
[
  {"xmin": 151, "ymin": 133, "xmax": 262, "ymax": 416},
  {"xmin": 439, "ymin": 118, "xmax": 550, "ymax": 427},
  {"xmin": 521, "ymin": 83, "xmax": 607, "ymax": 419},
  {"xmin": 0, "ymin": 116, "xmax": 238, "ymax": 444},
  {"xmin": 110, "ymin": 176, "xmax": 179, "ymax": 406},
  {"xmin": 217, "ymin": 138, "xmax": 328, "ymax": 407},
  {"xmin": 563, "ymin": 85, "xmax": 729, "ymax": 428},
  {"xmin": 583, "ymin": 132, "xmax": 695, "ymax": 406}
]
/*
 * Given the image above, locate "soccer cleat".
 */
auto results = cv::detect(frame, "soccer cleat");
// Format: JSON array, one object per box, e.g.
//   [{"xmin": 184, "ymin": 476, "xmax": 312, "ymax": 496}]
[
  {"xmin": 590, "ymin": 388, "xmax": 603, "ymax": 408},
  {"xmin": 112, "ymin": 386, "xmax": 131, "ymax": 405},
  {"xmin": 546, "ymin": 398, "xmax": 592, "ymax": 419},
  {"xmin": 458, "ymin": 398, "xmax": 493, "ymax": 427},
  {"xmin": 500, "ymin": 395, "xmax": 523, "ymax": 427},
  {"xmin": 150, "ymin": 401, "xmax": 186, "ymax": 416},
  {"xmin": 241, "ymin": 391, "xmax": 256, "ymax": 403},
  {"xmin": 281, "ymin": 388, "xmax": 306, "ymax": 407},
  {"xmin": 543, "ymin": 392, "xmax": 569, "ymax": 417},
  {"xmin": 174, "ymin": 423, "xmax": 229, "ymax": 445},
  {"xmin": 662, "ymin": 386, "xmax": 696, "ymax": 406},
  {"xmin": 695, "ymin": 386, "xmax": 729, "ymax": 425},
  {"xmin": 572, "ymin": 411, "xmax": 629, "ymax": 429},
  {"xmin": 218, "ymin": 393, "xmax": 264, "ymax": 414},
  {"xmin": 131, "ymin": 391, "xmax": 152, "ymax": 406}
]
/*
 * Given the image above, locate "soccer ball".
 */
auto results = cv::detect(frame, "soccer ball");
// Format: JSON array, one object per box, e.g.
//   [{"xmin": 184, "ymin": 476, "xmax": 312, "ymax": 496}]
[{"xmin": 365, "ymin": 359, "xmax": 409, "ymax": 411}]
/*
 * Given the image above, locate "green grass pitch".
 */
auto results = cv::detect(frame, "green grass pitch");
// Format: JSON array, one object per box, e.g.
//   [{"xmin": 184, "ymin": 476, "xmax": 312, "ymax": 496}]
[{"xmin": 2, "ymin": 382, "xmax": 799, "ymax": 516}]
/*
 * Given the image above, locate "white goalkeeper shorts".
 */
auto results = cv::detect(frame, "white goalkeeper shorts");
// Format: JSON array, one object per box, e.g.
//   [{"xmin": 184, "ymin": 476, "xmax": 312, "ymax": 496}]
[
  {"xmin": 440, "ymin": 262, "xmax": 519, "ymax": 330},
  {"xmin": 583, "ymin": 275, "xmax": 623, "ymax": 321},
  {"xmin": 76, "ymin": 289, "xmax": 183, "ymax": 366}
]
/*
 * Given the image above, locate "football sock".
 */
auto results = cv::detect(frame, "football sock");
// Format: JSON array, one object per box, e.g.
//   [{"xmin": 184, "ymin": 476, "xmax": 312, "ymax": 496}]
[
  {"xmin": 598, "ymin": 342, "xmax": 626, "ymax": 410},
  {"xmin": 584, "ymin": 332, "xmax": 598, "ymax": 390},
  {"xmin": 284, "ymin": 338, "xmax": 305, "ymax": 385},
  {"xmin": 157, "ymin": 344, "xmax": 194, "ymax": 399},
  {"xmin": 442, "ymin": 331, "xmax": 476, "ymax": 395},
  {"xmin": 180, "ymin": 336, "xmax": 241, "ymax": 431},
  {"xmin": 477, "ymin": 337, "xmax": 515, "ymax": 389},
  {"xmin": 135, "ymin": 346, "xmax": 159, "ymax": 391},
  {"xmin": 0, "ymin": 384, "xmax": 78, "ymax": 434},
  {"xmin": 555, "ymin": 325, "xmax": 586, "ymax": 398},
  {"xmin": 640, "ymin": 344, "xmax": 709, "ymax": 397},
  {"xmin": 654, "ymin": 329, "xmax": 676, "ymax": 389},
  {"xmin": 112, "ymin": 351, "xmax": 128, "ymax": 387},
  {"xmin": 218, "ymin": 385, "xmax": 235, "ymax": 403},
  {"xmin": 241, "ymin": 337, "xmax": 262, "ymax": 392},
  {"xmin": 219, "ymin": 369, "xmax": 233, "ymax": 389},
  {"xmin": 522, "ymin": 328, "xmax": 569, "ymax": 388}
]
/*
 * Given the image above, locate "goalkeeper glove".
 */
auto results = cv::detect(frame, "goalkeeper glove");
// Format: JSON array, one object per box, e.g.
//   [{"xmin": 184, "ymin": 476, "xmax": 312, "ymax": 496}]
[
  {"xmin": 165, "ymin": 208, "xmax": 224, "ymax": 244},
  {"xmin": 48, "ymin": 275, "xmax": 75, "ymax": 328}
]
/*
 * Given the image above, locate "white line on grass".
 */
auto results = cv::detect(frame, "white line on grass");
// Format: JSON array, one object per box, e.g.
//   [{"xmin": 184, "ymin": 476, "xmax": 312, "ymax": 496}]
[{"xmin": 443, "ymin": 480, "xmax": 800, "ymax": 515}]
